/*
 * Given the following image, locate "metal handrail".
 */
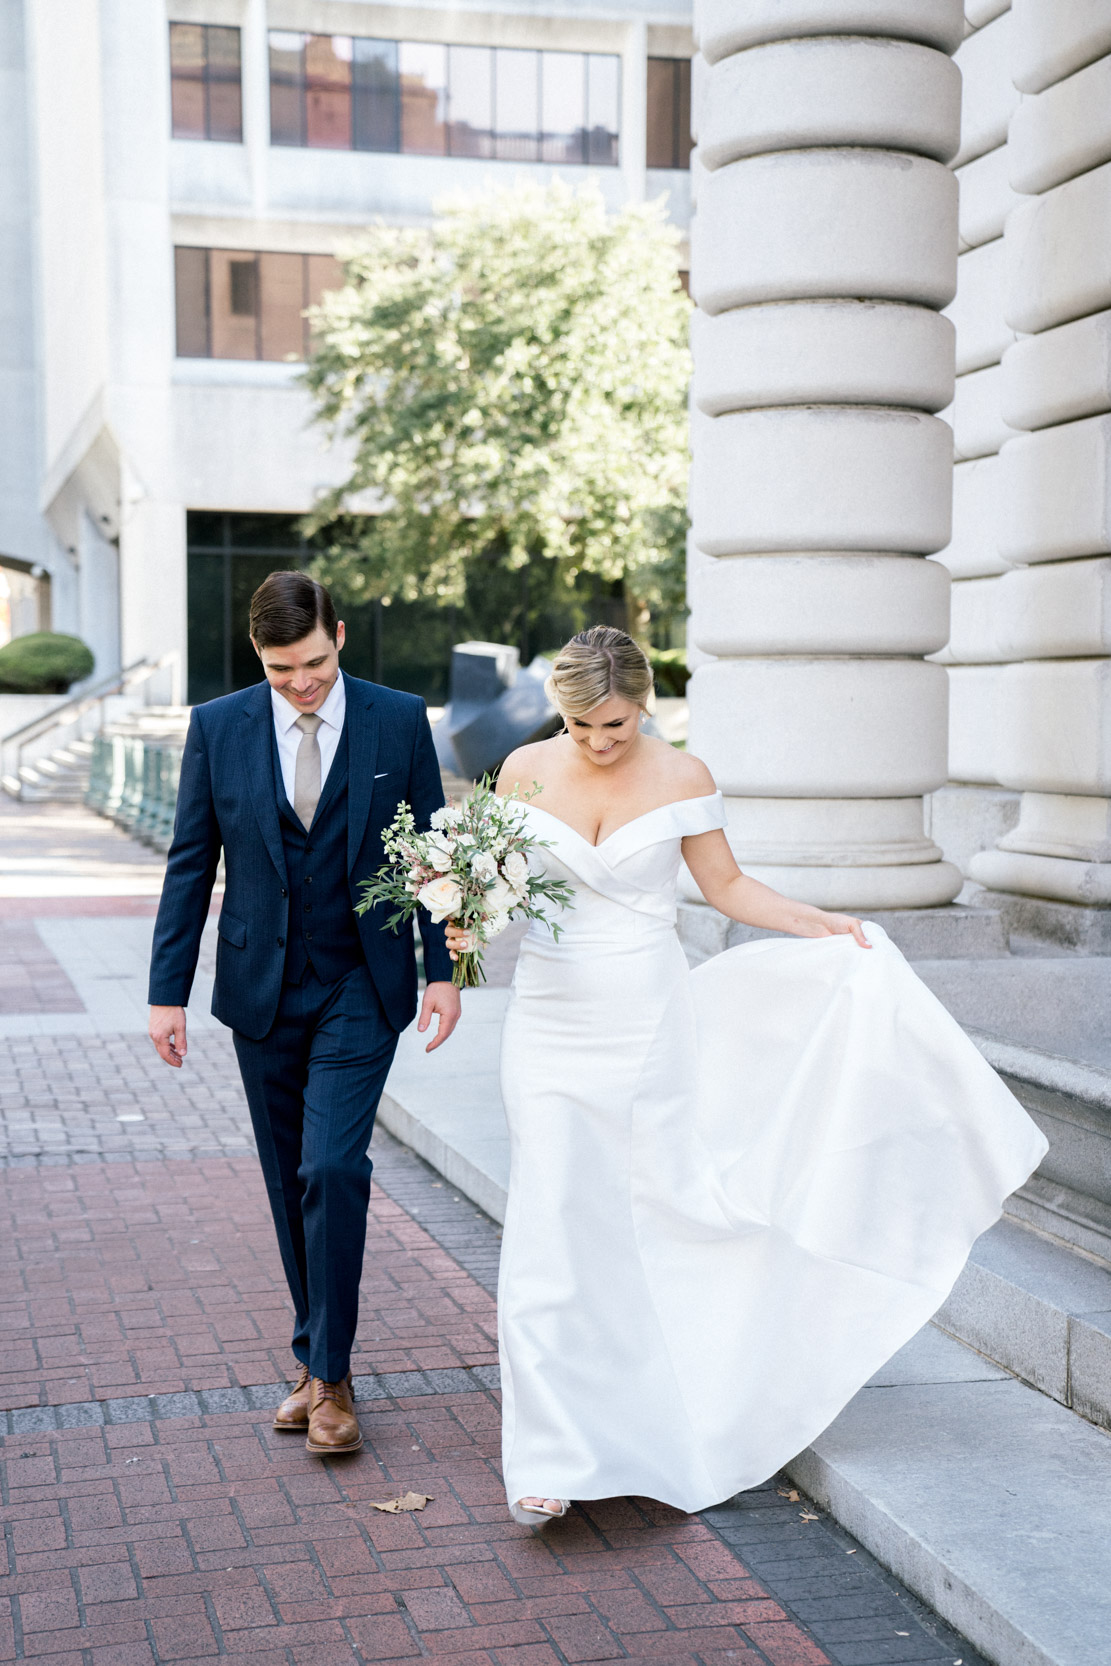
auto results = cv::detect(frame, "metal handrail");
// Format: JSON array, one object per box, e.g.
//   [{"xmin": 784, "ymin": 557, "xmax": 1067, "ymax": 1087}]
[{"xmin": 0, "ymin": 651, "xmax": 184, "ymax": 793}]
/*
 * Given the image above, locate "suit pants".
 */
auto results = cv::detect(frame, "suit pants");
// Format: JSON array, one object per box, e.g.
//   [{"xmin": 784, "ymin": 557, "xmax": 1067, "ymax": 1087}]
[{"xmin": 233, "ymin": 963, "xmax": 399, "ymax": 1382}]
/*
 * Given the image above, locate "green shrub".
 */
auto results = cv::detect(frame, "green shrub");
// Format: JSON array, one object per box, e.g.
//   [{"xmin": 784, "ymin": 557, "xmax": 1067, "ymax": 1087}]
[
  {"xmin": 649, "ymin": 648, "xmax": 689, "ymax": 698},
  {"xmin": 0, "ymin": 632, "xmax": 95, "ymax": 693}
]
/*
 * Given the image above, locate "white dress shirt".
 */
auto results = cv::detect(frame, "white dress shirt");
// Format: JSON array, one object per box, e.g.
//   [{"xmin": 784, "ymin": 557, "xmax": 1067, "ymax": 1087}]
[{"xmin": 270, "ymin": 674, "xmax": 346, "ymax": 807}]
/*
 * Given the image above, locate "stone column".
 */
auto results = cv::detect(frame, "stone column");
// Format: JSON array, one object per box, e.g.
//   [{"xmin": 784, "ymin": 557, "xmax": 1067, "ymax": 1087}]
[
  {"xmin": 685, "ymin": 2, "xmax": 965, "ymax": 915},
  {"xmin": 968, "ymin": 1, "xmax": 1111, "ymax": 950},
  {"xmin": 925, "ymin": 0, "xmax": 1022, "ymax": 882}
]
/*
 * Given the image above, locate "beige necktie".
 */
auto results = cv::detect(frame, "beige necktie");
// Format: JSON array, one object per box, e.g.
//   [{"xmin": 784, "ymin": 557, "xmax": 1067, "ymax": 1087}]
[{"xmin": 292, "ymin": 713, "xmax": 323, "ymax": 830}]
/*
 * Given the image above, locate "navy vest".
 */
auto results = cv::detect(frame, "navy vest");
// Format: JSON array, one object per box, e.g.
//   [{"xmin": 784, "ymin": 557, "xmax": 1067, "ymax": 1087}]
[{"xmin": 273, "ymin": 724, "xmax": 364, "ymax": 985}]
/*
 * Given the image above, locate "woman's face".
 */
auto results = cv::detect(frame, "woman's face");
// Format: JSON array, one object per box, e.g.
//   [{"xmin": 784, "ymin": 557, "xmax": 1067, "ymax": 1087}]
[{"xmin": 565, "ymin": 695, "xmax": 643, "ymax": 766}]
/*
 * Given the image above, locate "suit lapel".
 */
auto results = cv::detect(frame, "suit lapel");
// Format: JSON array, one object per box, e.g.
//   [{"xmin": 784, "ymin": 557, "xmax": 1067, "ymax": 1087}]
[
  {"xmin": 344, "ymin": 673, "xmax": 379, "ymax": 875},
  {"xmin": 239, "ymin": 683, "xmax": 288, "ymax": 884}
]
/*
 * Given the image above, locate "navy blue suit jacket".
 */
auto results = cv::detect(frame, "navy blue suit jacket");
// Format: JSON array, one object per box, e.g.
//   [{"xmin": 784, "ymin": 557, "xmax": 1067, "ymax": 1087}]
[{"xmin": 148, "ymin": 672, "xmax": 453, "ymax": 1039}]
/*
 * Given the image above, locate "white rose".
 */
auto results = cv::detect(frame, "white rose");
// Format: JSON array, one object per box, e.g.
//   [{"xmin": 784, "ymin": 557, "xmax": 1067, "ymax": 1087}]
[
  {"xmin": 484, "ymin": 911, "xmax": 511, "ymax": 940},
  {"xmin": 430, "ymin": 806, "xmax": 455, "ymax": 829},
  {"xmin": 417, "ymin": 874, "xmax": 464, "ymax": 922},
  {"xmin": 501, "ymin": 850, "xmax": 529, "ymax": 893},
  {"xmin": 424, "ymin": 832, "xmax": 456, "ymax": 872},
  {"xmin": 472, "ymin": 851, "xmax": 498, "ymax": 883},
  {"xmin": 484, "ymin": 876, "xmax": 516, "ymax": 918}
]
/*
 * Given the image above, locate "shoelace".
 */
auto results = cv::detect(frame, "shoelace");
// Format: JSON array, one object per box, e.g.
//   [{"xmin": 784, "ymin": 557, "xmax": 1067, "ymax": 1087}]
[{"xmin": 312, "ymin": 1378, "xmax": 349, "ymax": 1407}]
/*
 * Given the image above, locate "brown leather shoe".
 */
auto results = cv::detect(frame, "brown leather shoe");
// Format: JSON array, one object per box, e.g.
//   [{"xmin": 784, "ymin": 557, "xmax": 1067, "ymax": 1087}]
[
  {"xmin": 305, "ymin": 1374, "xmax": 362, "ymax": 1456},
  {"xmin": 272, "ymin": 1363, "xmax": 312, "ymax": 1431}
]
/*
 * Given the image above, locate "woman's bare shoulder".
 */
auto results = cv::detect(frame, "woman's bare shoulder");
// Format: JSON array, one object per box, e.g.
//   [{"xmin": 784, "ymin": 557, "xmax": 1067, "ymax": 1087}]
[
  {"xmin": 648, "ymin": 739, "xmax": 717, "ymax": 800},
  {"xmin": 495, "ymin": 739, "xmax": 562, "ymax": 798}
]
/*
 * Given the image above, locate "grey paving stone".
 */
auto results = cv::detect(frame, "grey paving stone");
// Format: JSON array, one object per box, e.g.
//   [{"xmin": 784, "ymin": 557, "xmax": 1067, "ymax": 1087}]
[
  {"xmin": 376, "ymin": 1370, "xmax": 433, "ymax": 1398},
  {"xmin": 352, "ymin": 1374, "xmax": 390, "ymax": 1401},
  {"xmin": 106, "ymin": 1397, "xmax": 153, "ymax": 1423},
  {"xmin": 246, "ymin": 1382, "xmax": 290, "ymax": 1410},
  {"xmin": 199, "ymin": 1387, "xmax": 250, "ymax": 1414},
  {"xmin": 152, "ymin": 1392, "xmax": 201, "ymax": 1419},
  {"xmin": 11, "ymin": 1406, "xmax": 57, "ymax": 1432},
  {"xmin": 424, "ymin": 1368, "xmax": 482, "ymax": 1394},
  {"xmin": 56, "ymin": 1401, "xmax": 106, "ymax": 1428}
]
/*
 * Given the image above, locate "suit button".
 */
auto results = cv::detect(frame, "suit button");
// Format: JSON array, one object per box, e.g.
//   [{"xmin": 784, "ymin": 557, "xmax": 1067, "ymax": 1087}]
[
  {"xmin": 280, "ymin": 888, "xmax": 287, "ymax": 897},
  {"xmin": 305, "ymin": 875, "xmax": 312, "ymax": 884},
  {"xmin": 304, "ymin": 904, "xmax": 312, "ymax": 913},
  {"xmin": 306, "ymin": 933, "xmax": 313, "ymax": 942},
  {"xmin": 305, "ymin": 846, "xmax": 314, "ymax": 856},
  {"xmin": 277, "ymin": 937, "xmax": 285, "ymax": 947}
]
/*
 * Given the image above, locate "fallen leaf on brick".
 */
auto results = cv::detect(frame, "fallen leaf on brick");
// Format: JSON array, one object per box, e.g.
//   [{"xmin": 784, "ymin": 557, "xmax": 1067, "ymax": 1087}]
[
  {"xmin": 366, "ymin": 1492, "xmax": 433, "ymax": 1513},
  {"xmin": 777, "ymin": 1488, "xmax": 801, "ymax": 1502},
  {"xmin": 800, "ymin": 1511, "xmax": 819, "ymax": 1522}
]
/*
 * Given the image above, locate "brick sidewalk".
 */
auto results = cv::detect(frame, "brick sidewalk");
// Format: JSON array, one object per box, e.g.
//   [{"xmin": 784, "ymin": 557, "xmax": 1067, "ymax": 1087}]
[{"xmin": 0, "ymin": 1140, "xmax": 980, "ymax": 1666}]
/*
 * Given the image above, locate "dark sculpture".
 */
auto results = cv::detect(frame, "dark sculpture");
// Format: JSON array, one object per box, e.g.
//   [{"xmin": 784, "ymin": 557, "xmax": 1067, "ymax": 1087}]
[{"xmin": 433, "ymin": 642, "xmax": 561, "ymax": 781}]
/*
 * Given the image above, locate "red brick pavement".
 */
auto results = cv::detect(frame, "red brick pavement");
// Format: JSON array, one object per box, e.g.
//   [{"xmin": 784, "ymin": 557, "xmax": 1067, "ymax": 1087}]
[
  {"xmin": 0, "ymin": 1158, "xmax": 832, "ymax": 1665},
  {"xmin": 0, "ymin": 1161, "xmax": 498, "ymax": 1411}
]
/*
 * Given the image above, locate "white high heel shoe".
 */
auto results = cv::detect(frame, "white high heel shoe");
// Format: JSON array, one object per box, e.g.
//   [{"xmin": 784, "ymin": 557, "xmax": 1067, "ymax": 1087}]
[{"xmin": 509, "ymin": 1497, "xmax": 570, "ymax": 1527}]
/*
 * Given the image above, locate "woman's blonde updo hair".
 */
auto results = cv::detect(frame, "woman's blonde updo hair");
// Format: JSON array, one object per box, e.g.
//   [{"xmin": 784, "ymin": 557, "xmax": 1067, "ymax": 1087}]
[{"xmin": 545, "ymin": 625, "xmax": 654, "ymax": 721}]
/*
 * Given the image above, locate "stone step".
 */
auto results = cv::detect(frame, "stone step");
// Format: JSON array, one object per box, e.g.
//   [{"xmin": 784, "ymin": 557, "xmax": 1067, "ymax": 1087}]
[
  {"xmin": 789, "ymin": 1325, "xmax": 1111, "ymax": 1666},
  {"xmin": 937, "ymin": 1213, "xmax": 1111, "ymax": 1429}
]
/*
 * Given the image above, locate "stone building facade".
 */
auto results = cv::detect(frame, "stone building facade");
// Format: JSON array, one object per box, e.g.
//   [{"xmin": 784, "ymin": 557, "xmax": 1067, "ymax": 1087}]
[{"xmin": 686, "ymin": 0, "xmax": 1111, "ymax": 948}]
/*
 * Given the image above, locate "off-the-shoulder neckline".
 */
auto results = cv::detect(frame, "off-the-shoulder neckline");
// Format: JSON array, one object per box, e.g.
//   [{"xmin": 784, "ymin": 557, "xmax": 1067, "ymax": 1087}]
[{"xmin": 522, "ymin": 791, "xmax": 722, "ymax": 851}]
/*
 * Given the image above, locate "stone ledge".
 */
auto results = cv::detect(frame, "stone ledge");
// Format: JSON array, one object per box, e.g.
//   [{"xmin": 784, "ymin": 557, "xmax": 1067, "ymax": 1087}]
[
  {"xmin": 677, "ymin": 896, "xmax": 1009, "ymax": 962},
  {"xmin": 970, "ymin": 887, "xmax": 1111, "ymax": 955},
  {"xmin": 787, "ymin": 1366, "xmax": 1111, "ymax": 1666}
]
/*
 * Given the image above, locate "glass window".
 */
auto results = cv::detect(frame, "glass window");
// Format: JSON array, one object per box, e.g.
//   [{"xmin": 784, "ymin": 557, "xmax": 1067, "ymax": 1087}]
[
  {"xmin": 175, "ymin": 249, "xmax": 345, "ymax": 361},
  {"xmin": 448, "ymin": 45, "xmax": 493, "ymax": 158},
  {"xmin": 305, "ymin": 35, "xmax": 352, "ymax": 149},
  {"xmin": 306, "ymin": 255, "xmax": 345, "ymax": 354},
  {"xmin": 586, "ymin": 54, "xmax": 620, "ymax": 166},
  {"xmin": 646, "ymin": 57, "xmax": 691, "ymax": 169},
  {"xmin": 541, "ymin": 51, "xmax": 585, "ymax": 164},
  {"xmin": 270, "ymin": 32, "xmax": 306, "ymax": 145},
  {"xmin": 266, "ymin": 34, "xmax": 620, "ymax": 165},
  {"xmin": 353, "ymin": 38, "xmax": 400, "ymax": 152},
  {"xmin": 211, "ymin": 251, "xmax": 260, "ymax": 359},
  {"xmin": 206, "ymin": 26, "xmax": 243, "ymax": 141},
  {"xmin": 493, "ymin": 48, "xmax": 539, "ymax": 162},
  {"xmin": 170, "ymin": 24, "xmax": 206, "ymax": 139},
  {"xmin": 171, "ymin": 22, "xmax": 242, "ymax": 141},
  {"xmin": 259, "ymin": 253, "xmax": 305, "ymax": 361},
  {"xmin": 400, "ymin": 41, "xmax": 447, "ymax": 154},
  {"xmin": 174, "ymin": 247, "xmax": 209, "ymax": 357}
]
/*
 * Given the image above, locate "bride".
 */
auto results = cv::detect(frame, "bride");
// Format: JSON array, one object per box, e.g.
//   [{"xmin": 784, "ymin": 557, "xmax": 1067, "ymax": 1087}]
[{"xmin": 445, "ymin": 625, "xmax": 1047, "ymax": 1528}]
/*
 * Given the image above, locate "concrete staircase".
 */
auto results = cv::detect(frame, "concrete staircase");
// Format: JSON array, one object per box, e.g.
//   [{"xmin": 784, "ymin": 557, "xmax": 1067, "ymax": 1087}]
[{"xmin": 4, "ymin": 736, "xmax": 95, "ymax": 801}]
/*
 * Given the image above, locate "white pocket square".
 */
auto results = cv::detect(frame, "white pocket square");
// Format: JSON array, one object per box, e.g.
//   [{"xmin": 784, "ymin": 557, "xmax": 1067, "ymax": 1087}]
[{"xmin": 374, "ymin": 772, "xmax": 389, "ymax": 778}]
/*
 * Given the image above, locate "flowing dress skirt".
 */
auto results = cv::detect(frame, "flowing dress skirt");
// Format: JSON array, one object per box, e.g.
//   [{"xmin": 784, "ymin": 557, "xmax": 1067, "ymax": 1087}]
[{"xmin": 498, "ymin": 901, "xmax": 1047, "ymax": 1512}]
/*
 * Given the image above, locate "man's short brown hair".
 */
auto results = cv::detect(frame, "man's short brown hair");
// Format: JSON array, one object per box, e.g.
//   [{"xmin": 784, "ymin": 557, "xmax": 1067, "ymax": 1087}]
[{"xmin": 249, "ymin": 571, "xmax": 338, "ymax": 649}]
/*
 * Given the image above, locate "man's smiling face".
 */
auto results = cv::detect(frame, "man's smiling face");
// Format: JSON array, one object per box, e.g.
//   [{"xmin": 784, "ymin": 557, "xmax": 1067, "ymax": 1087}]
[{"xmin": 253, "ymin": 620, "xmax": 346, "ymax": 714}]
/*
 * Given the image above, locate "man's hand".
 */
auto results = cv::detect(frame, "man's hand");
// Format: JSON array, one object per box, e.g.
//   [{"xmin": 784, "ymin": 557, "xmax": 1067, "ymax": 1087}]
[
  {"xmin": 150, "ymin": 1005, "xmax": 188, "ymax": 1067},
  {"xmin": 417, "ymin": 982, "xmax": 462, "ymax": 1053}
]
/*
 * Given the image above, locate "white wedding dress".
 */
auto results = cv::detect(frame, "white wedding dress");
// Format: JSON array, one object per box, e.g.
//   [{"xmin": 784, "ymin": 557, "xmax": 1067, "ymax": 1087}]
[{"xmin": 497, "ymin": 791, "xmax": 1048, "ymax": 1513}]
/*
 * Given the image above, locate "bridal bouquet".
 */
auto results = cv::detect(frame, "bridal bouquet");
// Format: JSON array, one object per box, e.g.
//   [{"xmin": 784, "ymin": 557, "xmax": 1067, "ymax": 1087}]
[{"xmin": 356, "ymin": 778, "xmax": 574, "ymax": 988}]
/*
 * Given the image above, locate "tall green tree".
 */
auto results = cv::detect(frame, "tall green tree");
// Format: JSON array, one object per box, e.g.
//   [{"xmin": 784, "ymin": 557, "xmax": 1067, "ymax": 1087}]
[{"xmin": 302, "ymin": 180, "xmax": 691, "ymax": 642}]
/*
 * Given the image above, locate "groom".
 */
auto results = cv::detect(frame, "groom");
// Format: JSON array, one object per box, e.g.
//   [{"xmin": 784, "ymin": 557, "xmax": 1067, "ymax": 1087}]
[{"xmin": 148, "ymin": 571, "xmax": 460, "ymax": 1456}]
